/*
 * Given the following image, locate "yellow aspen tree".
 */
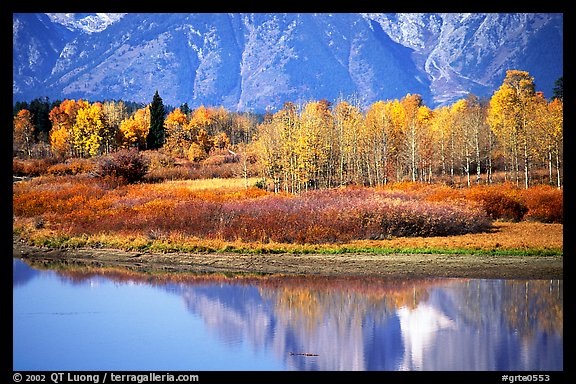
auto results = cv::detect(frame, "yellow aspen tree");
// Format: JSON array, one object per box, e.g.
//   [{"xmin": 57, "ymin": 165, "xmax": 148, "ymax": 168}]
[
  {"xmin": 189, "ymin": 105, "xmax": 213, "ymax": 135},
  {"xmin": 297, "ymin": 100, "xmax": 333, "ymax": 190},
  {"xmin": 102, "ymin": 101, "xmax": 128, "ymax": 131},
  {"xmin": 359, "ymin": 113, "xmax": 377, "ymax": 186},
  {"xmin": 72, "ymin": 102, "xmax": 111, "ymax": 157},
  {"xmin": 461, "ymin": 96, "xmax": 486, "ymax": 186},
  {"xmin": 102, "ymin": 100, "xmax": 128, "ymax": 151},
  {"xmin": 274, "ymin": 102, "xmax": 300, "ymax": 192},
  {"xmin": 119, "ymin": 106, "xmax": 150, "ymax": 149},
  {"xmin": 210, "ymin": 106, "xmax": 233, "ymax": 137},
  {"xmin": 401, "ymin": 94, "xmax": 425, "ymax": 182},
  {"xmin": 333, "ymin": 100, "xmax": 351, "ymax": 186},
  {"xmin": 488, "ymin": 88, "xmax": 516, "ymax": 183},
  {"xmin": 449, "ymin": 99, "xmax": 467, "ymax": 184},
  {"xmin": 294, "ymin": 102, "xmax": 316, "ymax": 190},
  {"xmin": 387, "ymin": 99, "xmax": 407, "ymax": 181},
  {"xmin": 118, "ymin": 119, "xmax": 140, "ymax": 149},
  {"xmin": 324, "ymin": 102, "xmax": 340, "ymax": 188},
  {"xmin": 334, "ymin": 100, "xmax": 363, "ymax": 186},
  {"xmin": 213, "ymin": 132, "xmax": 231, "ymax": 150},
  {"xmin": 254, "ymin": 118, "xmax": 283, "ymax": 192},
  {"xmin": 488, "ymin": 69, "xmax": 537, "ymax": 188},
  {"xmin": 365, "ymin": 101, "xmax": 391, "ymax": 185},
  {"xmin": 354, "ymin": 103, "xmax": 372, "ymax": 186},
  {"xmin": 49, "ymin": 127, "xmax": 70, "ymax": 159},
  {"xmin": 533, "ymin": 95, "xmax": 563, "ymax": 188},
  {"xmin": 188, "ymin": 142, "xmax": 206, "ymax": 163},
  {"xmin": 473, "ymin": 95, "xmax": 489, "ymax": 185},
  {"xmin": 416, "ymin": 105, "xmax": 434, "ymax": 182},
  {"xmin": 196, "ymin": 128, "xmax": 214, "ymax": 156},
  {"xmin": 458, "ymin": 98, "xmax": 475, "ymax": 186},
  {"xmin": 231, "ymin": 113, "xmax": 256, "ymax": 145},
  {"xmin": 234, "ymin": 141, "xmax": 258, "ymax": 189},
  {"xmin": 548, "ymin": 98, "xmax": 564, "ymax": 189},
  {"xmin": 48, "ymin": 99, "xmax": 87, "ymax": 158},
  {"xmin": 13, "ymin": 109, "xmax": 35, "ymax": 158},
  {"xmin": 429, "ymin": 105, "xmax": 452, "ymax": 179},
  {"xmin": 547, "ymin": 98, "xmax": 563, "ymax": 188},
  {"xmin": 164, "ymin": 107, "xmax": 191, "ymax": 157},
  {"xmin": 94, "ymin": 102, "xmax": 117, "ymax": 155},
  {"xmin": 69, "ymin": 106, "xmax": 89, "ymax": 157}
]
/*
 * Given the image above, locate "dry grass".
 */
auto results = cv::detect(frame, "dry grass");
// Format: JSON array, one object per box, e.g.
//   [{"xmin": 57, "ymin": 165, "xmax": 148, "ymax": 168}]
[
  {"xmin": 160, "ymin": 177, "xmax": 261, "ymax": 191},
  {"xmin": 16, "ymin": 221, "xmax": 562, "ymax": 257},
  {"xmin": 346, "ymin": 221, "xmax": 563, "ymax": 252}
]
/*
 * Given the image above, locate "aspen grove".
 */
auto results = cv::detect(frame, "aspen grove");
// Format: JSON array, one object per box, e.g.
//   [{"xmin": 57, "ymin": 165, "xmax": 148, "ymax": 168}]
[{"xmin": 14, "ymin": 70, "xmax": 563, "ymax": 191}]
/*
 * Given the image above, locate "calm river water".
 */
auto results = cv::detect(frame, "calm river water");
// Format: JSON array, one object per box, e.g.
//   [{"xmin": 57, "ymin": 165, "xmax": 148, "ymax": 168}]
[{"xmin": 13, "ymin": 258, "xmax": 563, "ymax": 371}]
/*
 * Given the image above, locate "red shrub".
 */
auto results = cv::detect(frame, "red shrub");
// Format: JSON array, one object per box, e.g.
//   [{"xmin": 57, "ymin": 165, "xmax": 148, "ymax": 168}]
[
  {"xmin": 204, "ymin": 188, "xmax": 491, "ymax": 243},
  {"xmin": 97, "ymin": 149, "xmax": 149, "ymax": 184},
  {"xmin": 15, "ymin": 176, "xmax": 494, "ymax": 244}
]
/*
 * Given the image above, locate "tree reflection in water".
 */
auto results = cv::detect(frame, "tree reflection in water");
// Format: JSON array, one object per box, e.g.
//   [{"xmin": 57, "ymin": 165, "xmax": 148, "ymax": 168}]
[{"xmin": 21, "ymin": 260, "xmax": 563, "ymax": 371}]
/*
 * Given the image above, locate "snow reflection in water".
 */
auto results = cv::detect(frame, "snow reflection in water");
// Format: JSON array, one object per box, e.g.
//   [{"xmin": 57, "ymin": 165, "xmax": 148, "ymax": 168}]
[{"xmin": 13, "ymin": 258, "xmax": 563, "ymax": 371}]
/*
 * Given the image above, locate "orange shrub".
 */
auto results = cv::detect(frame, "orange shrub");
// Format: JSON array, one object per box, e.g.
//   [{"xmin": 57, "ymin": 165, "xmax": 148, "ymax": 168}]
[
  {"xmin": 463, "ymin": 184, "xmax": 528, "ymax": 222},
  {"xmin": 522, "ymin": 185, "xmax": 563, "ymax": 223},
  {"xmin": 46, "ymin": 163, "xmax": 72, "ymax": 176},
  {"xmin": 141, "ymin": 150, "xmax": 175, "ymax": 171},
  {"xmin": 13, "ymin": 158, "xmax": 58, "ymax": 176},
  {"xmin": 13, "ymin": 175, "xmax": 108, "ymax": 217},
  {"xmin": 47, "ymin": 158, "xmax": 96, "ymax": 176},
  {"xmin": 422, "ymin": 184, "xmax": 464, "ymax": 202},
  {"xmin": 462, "ymin": 184, "xmax": 562, "ymax": 223},
  {"xmin": 481, "ymin": 192, "xmax": 529, "ymax": 222}
]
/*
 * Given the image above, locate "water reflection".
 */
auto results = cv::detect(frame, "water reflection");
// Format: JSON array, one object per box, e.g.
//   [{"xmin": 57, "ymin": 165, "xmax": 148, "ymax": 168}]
[
  {"xmin": 13, "ymin": 259, "xmax": 562, "ymax": 371},
  {"xmin": 13, "ymin": 258, "xmax": 39, "ymax": 287}
]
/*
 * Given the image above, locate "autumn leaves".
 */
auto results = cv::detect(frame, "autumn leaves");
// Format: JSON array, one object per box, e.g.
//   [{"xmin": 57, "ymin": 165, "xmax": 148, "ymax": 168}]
[{"xmin": 255, "ymin": 71, "xmax": 563, "ymax": 193}]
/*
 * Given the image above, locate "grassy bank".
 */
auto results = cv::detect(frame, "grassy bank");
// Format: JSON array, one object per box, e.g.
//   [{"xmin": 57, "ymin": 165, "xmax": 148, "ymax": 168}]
[{"xmin": 14, "ymin": 221, "xmax": 562, "ymax": 257}]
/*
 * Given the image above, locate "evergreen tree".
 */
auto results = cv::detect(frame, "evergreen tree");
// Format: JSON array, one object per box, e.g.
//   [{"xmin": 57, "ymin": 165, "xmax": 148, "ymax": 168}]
[
  {"xmin": 179, "ymin": 102, "xmax": 191, "ymax": 117},
  {"xmin": 13, "ymin": 101, "xmax": 29, "ymax": 116},
  {"xmin": 29, "ymin": 97, "xmax": 51, "ymax": 142},
  {"xmin": 147, "ymin": 90, "xmax": 166, "ymax": 149},
  {"xmin": 552, "ymin": 76, "xmax": 563, "ymax": 101}
]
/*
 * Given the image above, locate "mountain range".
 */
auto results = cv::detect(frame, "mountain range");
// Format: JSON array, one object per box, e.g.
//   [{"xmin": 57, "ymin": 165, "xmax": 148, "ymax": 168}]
[{"xmin": 12, "ymin": 12, "xmax": 563, "ymax": 112}]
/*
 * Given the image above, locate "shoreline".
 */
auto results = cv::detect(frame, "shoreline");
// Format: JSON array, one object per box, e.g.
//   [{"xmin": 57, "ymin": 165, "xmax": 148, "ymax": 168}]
[{"xmin": 13, "ymin": 241, "xmax": 563, "ymax": 280}]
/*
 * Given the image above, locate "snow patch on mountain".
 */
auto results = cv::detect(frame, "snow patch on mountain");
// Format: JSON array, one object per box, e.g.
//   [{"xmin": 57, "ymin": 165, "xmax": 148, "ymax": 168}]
[{"xmin": 45, "ymin": 13, "xmax": 126, "ymax": 34}]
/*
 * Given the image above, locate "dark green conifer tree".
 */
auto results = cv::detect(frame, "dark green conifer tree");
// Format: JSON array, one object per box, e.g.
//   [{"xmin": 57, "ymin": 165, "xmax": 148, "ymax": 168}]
[
  {"xmin": 147, "ymin": 90, "xmax": 166, "ymax": 149},
  {"xmin": 552, "ymin": 76, "xmax": 563, "ymax": 101},
  {"xmin": 179, "ymin": 102, "xmax": 191, "ymax": 117}
]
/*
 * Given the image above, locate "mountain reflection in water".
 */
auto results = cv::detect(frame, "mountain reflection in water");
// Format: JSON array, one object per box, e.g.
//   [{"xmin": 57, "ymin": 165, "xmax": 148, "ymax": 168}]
[{"xmin": 13, "ymin": 259, "xmax": 563, "ymax": 371}]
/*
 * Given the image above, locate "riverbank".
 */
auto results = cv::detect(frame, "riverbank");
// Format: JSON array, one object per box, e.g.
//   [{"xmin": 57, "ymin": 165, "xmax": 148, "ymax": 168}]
[{"xmin": 13, "ymin": 240, "xmax": 563, "ymax": 279}]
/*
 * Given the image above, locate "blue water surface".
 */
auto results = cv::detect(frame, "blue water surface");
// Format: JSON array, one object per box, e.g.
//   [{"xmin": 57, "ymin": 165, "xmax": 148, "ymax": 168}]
[{"xmin": 13, "ymin": 258, "xmax": 563, "ymax": 371}]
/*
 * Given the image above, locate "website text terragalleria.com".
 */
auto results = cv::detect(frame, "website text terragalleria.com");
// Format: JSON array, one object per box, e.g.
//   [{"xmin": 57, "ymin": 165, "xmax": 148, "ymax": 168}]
[{"xmin": 60, "ymin": 373, "xmax": 198, "ymax": 383}]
